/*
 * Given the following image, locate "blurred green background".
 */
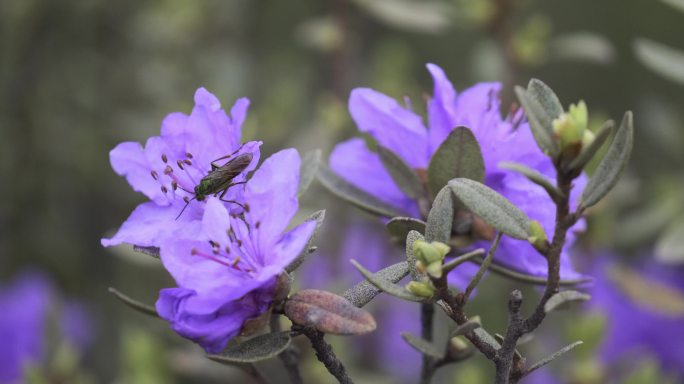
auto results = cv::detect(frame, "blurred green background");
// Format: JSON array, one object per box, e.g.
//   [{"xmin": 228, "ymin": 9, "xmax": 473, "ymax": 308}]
[{"xmin": 2, "ymin": 0, "xmax": 684, "ymax": 383}]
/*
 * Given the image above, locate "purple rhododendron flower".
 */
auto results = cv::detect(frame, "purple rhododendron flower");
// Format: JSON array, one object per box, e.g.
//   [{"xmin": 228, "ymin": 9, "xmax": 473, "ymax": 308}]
[
  {"xmin": 330, "ymin": 63, "xmax": 586, "ymax": 285},
  {"xmin": 0, "ymin": 271, "xmax": 93, "ymax": 383},
  {"xmin": 102, "ymin": 88, "xmax": 261, "ymax": 249},
  {"xmin": 590, "ymin": 257, "xmax": 684, "ymax": 376},
  {"xmin": 156, "ymin": 149, "xmax": 317, "ymax": 353}
]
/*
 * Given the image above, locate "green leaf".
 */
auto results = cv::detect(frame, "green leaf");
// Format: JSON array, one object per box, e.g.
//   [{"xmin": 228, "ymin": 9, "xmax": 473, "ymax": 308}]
[
  {"xmin": 450, "ymin": 320, "xmax": 480, "ymax": 337},
  {"xmin": 527, "ymin": 79, "xmax": 564, "ymax": 120},
  {"xmin": 634, "ymin": 38, "xmax": 684, "ymax": 85},
  {"xmin": 425, "ymin": 186, "xmax": 454, "ymax": 243},
  {"xmin": 499, "ymin": 162, "xmax": 563, "ymax": 201},
  {"xmin": 515, "ymin": 86, "xmax": 558, "ymax": 156},
  {"xmin": 401, "ymin": 332, "xmax": 444, "ymax": 359},
  {"xmin": 378, "ymin": 146, "xmax": 425, "ymax": 199},
  {"xmin": 352, "ymin": 0, "xmax": 451, "ymax": 34},
  {"xmin": 406, "ymin": 230, "xmax": 425, "ymax": 280},
  {"xmin": 298, "ymin": 149, "xmax": 321, "ymax": 197},
  {"xmin": 284, "ymin": 289, "xmax": 376, "ymax": 335},
  {"xmin": 443, "ymin": 249, "xmax": 485, "ymax": 274},
  {"xmin": 108, "ymin": 287, "xmax": 159, "ymax": 317},
  {"xmin": 464, "ymin": 233, "xmax": 501, "ymax": 300},
  {"xmin": 286, "ymin": 210, "xmax": 326, "ymax": 273},
  {"xmin": 350, "ymin": 260, "xmax": 427, "ymax": 302},
  {"xmin": 316, "ymin": 162, "xmax": 407, "ymax": 218},
  {"xmin": 386, "ymin": 217, "xmax": 426, "ymax": 241},
  {"xmin": 207, "ymin": 332, "xmax": 291, "ymax": 364},
  {"xmin": 524, "ymin": 341, "xmax": 583, "ymax": 376},
  {"xmin": 655, "ymin": 218, "xmax": 684, "ymax": 264},
  {"xmin": 427, "ymin": 127, "xmax": 485, "ymax": 197},
  {"xmin": 449, "ymin": 178, "xmax": 531, "ymax": 239},
  {"xmin": 661, "ymin": 0, "xmax": 684, "ymax": 13},
  {"xmin": 133, "ymin": 245, "xmax": 160, "ymax": 259},
  {"xmin": 343, "ymin": 262, "xmax": 410, "ymax": 307},
  {"xmin": 567, "ymin": 120, "xmax": 615, "ymax": 172},
  {"xmin": 581, "ymin": 111, "xmax": 634, "ymax": 209},
  {"xmin": 544, "ymin": 290, "xmax": 591, "ymax": 313},
  {"xmin": 476, "ymin": 258, "xmax": 593, "ymax": 286}
]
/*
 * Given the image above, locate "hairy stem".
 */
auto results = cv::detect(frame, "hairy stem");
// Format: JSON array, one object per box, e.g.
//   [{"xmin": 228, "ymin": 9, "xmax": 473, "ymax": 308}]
[{"xmin": 299, "ymin": 326, "xmax": 354, "ymax": 384}]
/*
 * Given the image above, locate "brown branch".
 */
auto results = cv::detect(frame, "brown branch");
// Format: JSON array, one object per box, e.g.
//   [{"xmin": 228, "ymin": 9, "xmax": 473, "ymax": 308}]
[{"xmin": 298, "ymin": 326, "xmax": 354, "ymax": 384}]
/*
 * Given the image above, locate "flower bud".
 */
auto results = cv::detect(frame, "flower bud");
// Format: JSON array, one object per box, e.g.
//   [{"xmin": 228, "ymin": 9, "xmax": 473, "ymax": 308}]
[
  {"xmin": 553, "ymin": 100, "xmax": 588, "ymax": 150},
  {"xmin": 527, "ymin": 220, "xmax": 549, "ymax": 252},
  {"xmin": 406, "ymin": 281, "xmax": 435, "ymax": 298},
  {"xmin": 426, "ymin": 261, "xmax": 443, "ymax": 279},
  {"xmin": 413, "ymin": 240, "xmax": 448, "ymax": 264},
  {"xmin": 449, "ymin": 335, "xmax": 470, "ymax": 353}
]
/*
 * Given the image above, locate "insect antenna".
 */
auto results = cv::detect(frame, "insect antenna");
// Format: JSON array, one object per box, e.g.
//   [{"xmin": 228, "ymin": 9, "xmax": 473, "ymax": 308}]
[{"xmin": 175, "ymin": 197, "xmax": 196, "ymax": 220}]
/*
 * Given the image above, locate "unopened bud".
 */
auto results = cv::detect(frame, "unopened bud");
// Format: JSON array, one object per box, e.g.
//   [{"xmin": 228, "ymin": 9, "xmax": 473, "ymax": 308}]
[
  {"xmin": 528, "ymin": 220, "xmax": 549, "ymax": 252},
  {"xmin": 553, "ymin": 100, "xmax": 588, "ymax": 150},
  {"xmin": 449, "ymin": 336, "xmax": 469, "ymax": 353},
  {"xmin": 406, "ymin": 281, "xmax": 435, "ymax": 298},
  {"xmin": 413, "ymin": 240, "xmax": 450, "ymax": 265},
  {"xmin": 426, "ymin": 261, "xmax": 443, "ymax": 279}
]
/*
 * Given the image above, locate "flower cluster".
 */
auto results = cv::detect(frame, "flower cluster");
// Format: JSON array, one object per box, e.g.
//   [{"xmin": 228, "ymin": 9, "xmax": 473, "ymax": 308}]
[
  {"xmin": 330, "ymin": 63, "xmax": 586, "ymax": 285},
  {"xmin": 103, "ymin": 89, "xmax": 316, "ymax": 353}
]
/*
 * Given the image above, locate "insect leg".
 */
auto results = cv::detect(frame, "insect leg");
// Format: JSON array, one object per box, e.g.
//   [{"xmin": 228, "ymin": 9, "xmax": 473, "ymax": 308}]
[{"xmin": 210, "ymin": 143, "xmax": 248, "ymax": 170}]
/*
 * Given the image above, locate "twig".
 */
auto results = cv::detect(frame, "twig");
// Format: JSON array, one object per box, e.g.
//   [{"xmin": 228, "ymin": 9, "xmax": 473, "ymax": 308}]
[
  {"xmin": 419, "ymin": 303, "xmax": 435, "ymax": 384},
  {"xmin": 240, "ymin": 363, "xmax": 270, "ymax": 384},
  {"xmin": 298, "ymin": 326, "xmax": 354, "ymax": 384},
  {"xmin": 271, "ymin": 316, "xmax": 303, "ymax": 384}
]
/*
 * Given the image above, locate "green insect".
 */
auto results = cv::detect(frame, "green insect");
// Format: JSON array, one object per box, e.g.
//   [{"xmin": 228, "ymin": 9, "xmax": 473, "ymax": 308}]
[{"xmin": 176, "ymin": 149, "xmax": 253, "ymax": 219}]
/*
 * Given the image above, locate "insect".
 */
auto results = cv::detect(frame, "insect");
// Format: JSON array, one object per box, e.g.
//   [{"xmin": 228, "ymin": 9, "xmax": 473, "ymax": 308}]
[{"xmin": 176, "ymin": 149, "xmax": 253, "ymax": 219}]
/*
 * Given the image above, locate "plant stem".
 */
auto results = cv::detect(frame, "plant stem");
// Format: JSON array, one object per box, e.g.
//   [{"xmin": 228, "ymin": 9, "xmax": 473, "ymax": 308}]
[
  {"xmin": 419, "ymin": 303, "xmax": 435, "ymax": 384},
  {"xmin": 270, "ymin": 316, "xmax": 303, "ymax": 384},
  {"xmin": 299, "ymin": 326, "xmax": 354, "ymax": 384}
]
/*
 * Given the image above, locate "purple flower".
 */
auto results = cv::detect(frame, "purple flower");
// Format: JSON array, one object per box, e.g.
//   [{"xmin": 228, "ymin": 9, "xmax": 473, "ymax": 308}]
[
  {"xmin": 0, "ymin": 271, "xmax": 93, "ymax": 383},
  {"xmin": 590, "ymin": 257, "xmax": 684, "ymax": 377},
  {"xmin": 102, "ymin": 88, "xmax": 261, "ymax": 249},
  {"xmin": 330, "ymin": 63, "xmax": 586, "ymax": 284},
  {"xmin": 156, "ymin": 149, "xmax": 317, "ymax": 353}
]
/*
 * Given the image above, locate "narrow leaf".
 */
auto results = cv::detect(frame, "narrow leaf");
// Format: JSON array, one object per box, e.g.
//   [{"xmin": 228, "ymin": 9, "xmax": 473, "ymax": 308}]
[
  {"xmin": 544, "ymin": 290, "xmax": 591, "ymax": 313},
  {"xmin": 449, "ymin": 178, "xmax": 531, "ymax": 240},
  {"xmin": 525, "ymin": 341, "xmax": 583, "ymax": 376},
  {"xmin": 515, "ymin": 86, "xmax": 558, "ymax": 156},
  {"xmin": 425, "ymin": 186, "xmax": 454, "ymax": 243},
  {"xmin": 450, "ymin": 320, "xmax": 480, "ymax": 337},
  {"xmin": 378, "ymin": 146, "xmax": 425, "ymax": 199},
  {"xmin": 207, "ymin": 332, "xmax": 291, "ymax": 364},
  {"xmin": 581, "ymin": 111, "xmax": 634, "ymax": 209},
  {"xmin": 350, "ymin": 260, "xmax": 427, "ymax": 302},
  {"xmin": 634, "ymin": 38, "xmax": 684, "ymax": 85},
  {"xmin": 427, "ymin": 127, "xmax": 485, "ymax": 197},
  {"xmin": 405, "ymin": 230, "xmax": 425, "ymax": 280},
  {"xmin": 499, "ymin": 162, "xmax": 563, "ymax": 201},
  {"xmin": 286, "ymin": 210, "xmax": 326, "ymax": 273},
  {"xmin": 298, "ymin": 149, "xmax": 321, "ymax": 197},
  {"xmin": 133, "ymin": 245, "xmax": 160, "ymax": 259},
  {"xmin": 386, "ymin": 217, "xmax": 426, "ymax": 241},
  {"xmin": 473, "ymin": 328, "xmax": 501, "ymax": 350},
  {"xmin": 464, "ymin": 233, "xmax": 501, "ymax": 300},
  {"xmin": 567, "ymin": 120, "xmax": 615, "ymax": 172},
  {"xmin": 477, "ymin": 258, "xmax": 593, "ymax": 286},
  {"xmin": 343, "ymin": 262, "xmax": 410, "ymax": 307},
  {"xmin": 527, "ymin": 79, "xmax": 564, "ymax": 120},
  {"xmin": 284, "ymin": 289, "xmax": 376, "ymax": 335},
  {"xmin": 108, "ymin": 287, "xmax": 158, "ymax": 317},
  {"xmin": 401, "ymin": 332, "xmax": 444, "ymax": 359},
  {"xmin": 317, "ymin": 162, "xmax": 407, "ymax": 218},
  {"xmin": 655, "ymin": 218, "xmax": 684, "ymax": 264},
  {"xmin": 443, "ymin": 249, "xmax": 485, "ymax": 274}
]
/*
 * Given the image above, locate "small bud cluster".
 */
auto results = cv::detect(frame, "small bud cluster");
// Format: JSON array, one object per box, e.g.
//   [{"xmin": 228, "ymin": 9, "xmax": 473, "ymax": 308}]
[{"xmin": 406, "ymin": 240, "xmax": 451, "ymax": 297}]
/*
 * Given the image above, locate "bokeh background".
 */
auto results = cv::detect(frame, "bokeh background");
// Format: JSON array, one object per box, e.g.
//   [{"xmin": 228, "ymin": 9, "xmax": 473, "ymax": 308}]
[{"xmin": 2, "ymin": 0, "xmax": 684, "ymax": 383}]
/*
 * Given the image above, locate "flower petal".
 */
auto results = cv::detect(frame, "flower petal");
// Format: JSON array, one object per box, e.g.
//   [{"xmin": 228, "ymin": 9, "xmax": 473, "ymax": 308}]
[
  {"xmin": 101, "ymin": 201, "xmax": 202, "ymax": 248},
  {"xmin": 349, "ymin": 88, "xmax": 429, "ymax": 168},
  {"xmin": 426, "ymin": 63, "xmax": 458, "ymax": 153},
  {"xmin": 258, "ymin": 220, "xmax": 317, "ymax": 280},
  {"xmin": 245, "ymin": 149, "xmax": 301, "ymax": 252},
  {"xmin": 329, "ymin": 138, "xmax": 420, "ymax": 217}
]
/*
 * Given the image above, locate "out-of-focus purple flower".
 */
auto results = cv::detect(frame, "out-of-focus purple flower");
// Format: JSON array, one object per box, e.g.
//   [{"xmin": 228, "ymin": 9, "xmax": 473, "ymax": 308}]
[
  {"xmin": 330, "ymin": 63, "xmax": 586, "ymax": 285},
  {"xmin": 102, "ymin": 88, "xmax": 261, "ymax": 249},
  {"xmin": 590, "ymin": 257, "xmax": 684, "ymax": 376},
  {"xmin": 0, "ymin": 271, "xmax": 93, "ymax": 384},
  {"xmin": 60, "ymin": 301, "xmax": 94, "ymax": 351},
  {"xmin": 156, "ymin": 149, "xmax": 317, "ymax": 353}
]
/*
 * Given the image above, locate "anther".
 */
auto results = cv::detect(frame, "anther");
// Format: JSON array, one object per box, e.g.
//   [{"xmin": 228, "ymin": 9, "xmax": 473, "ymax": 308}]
[
  {"xmin": 177, "ymin": 160, "xmax": 185, "ymax": 170},
  {"xmin": 164, "ymin": 165, "xmax": 173, "ymax": 175},
  {"xmin": 255, "ymin": 221, "xmax": 261, "ymax": 229},
  {"xmin": 191, "ymin": 248, "xmax": 198, "ymax": 255},
  {"xmin": 183, "ymin": 159, "xmax": 193, "ymax": 166},
  {"xmin": 183, "ymin": 196, "xmax": 190, "ymax": 203},
  {"xmin": 186, "ymin": 152, "xmax": 194, "ymax": 159},
  {"xmin": 161, "ymin": 186, "xmax": 168, "ymax": 193},
  {"xmin": 171, "ymin": 181, "xmax": 178, "ymax": 191},
  {"xmin": 161, "ymin": 153, "xmax": 168, "ymax": 163},
  {"xmin": 237, "ymin": 239, "xmax": 243, "ymax": 247},
  {"xmin": 244, "ymin": 204, "xmax": 250, "ymax": 212},
  {"xmin": 224, "ymin": 246, "xmax": 231, "ymax": 254},
  {"xmin": 232, "ymin": 256, "xmax": 241, "ymax": 266},
  {"xmin": 150, "ymin": 170, "xmax": 158, "ymax": 180}
]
